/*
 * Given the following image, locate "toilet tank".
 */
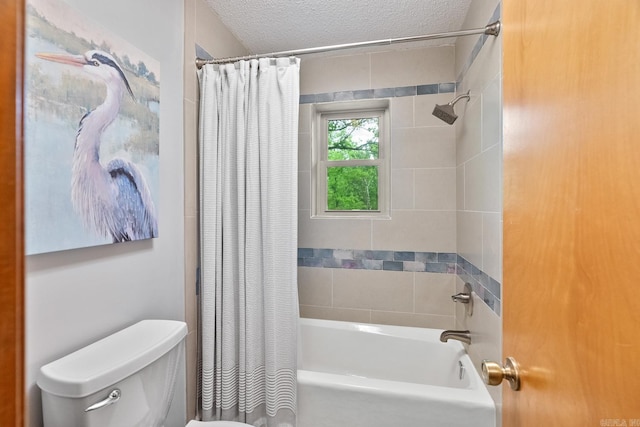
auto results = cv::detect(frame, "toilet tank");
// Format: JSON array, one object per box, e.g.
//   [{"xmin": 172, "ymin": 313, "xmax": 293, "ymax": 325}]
[{"xmin": 37, "ymin": 320, "xmax": 187, "ymax": 427}]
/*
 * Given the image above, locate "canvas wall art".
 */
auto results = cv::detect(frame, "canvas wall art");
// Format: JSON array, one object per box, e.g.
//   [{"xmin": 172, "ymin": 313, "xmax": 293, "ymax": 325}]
[{"xmin": 25, "ymin": 0, "xmax": 160, "ymax": 255}]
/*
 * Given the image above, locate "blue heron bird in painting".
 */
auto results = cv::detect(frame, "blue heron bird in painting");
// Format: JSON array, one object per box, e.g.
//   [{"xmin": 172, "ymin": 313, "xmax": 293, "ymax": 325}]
[{"xmin": 36, "ymin": 50, "xmax": 158, "ymax": 243}]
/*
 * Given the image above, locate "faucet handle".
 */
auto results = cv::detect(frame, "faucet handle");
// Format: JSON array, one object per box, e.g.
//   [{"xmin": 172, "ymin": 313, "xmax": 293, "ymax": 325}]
[
  {"xmin": 451, "ymin": 293, "xmax": 470, "ymax": 303},
  {"xmin": 451, "ymin": 283, "xmax": 473, "ymax": 316}
]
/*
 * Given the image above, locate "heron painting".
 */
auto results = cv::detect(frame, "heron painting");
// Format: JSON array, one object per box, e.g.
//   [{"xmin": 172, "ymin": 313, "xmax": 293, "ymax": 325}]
[{"xmin": 25, "ymin": 0, "xmax": 160, "ymax": 254}]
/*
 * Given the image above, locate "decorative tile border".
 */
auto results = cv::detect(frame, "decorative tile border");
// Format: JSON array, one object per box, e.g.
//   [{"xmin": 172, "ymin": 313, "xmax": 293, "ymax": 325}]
[
  {"xmin": 456, "ymin": 255, "xmax": 501, "ymax": 316},
  {"xmin": 456, "ymin": 3, "xmax": 501, "ymax": 86},
  {"xmin": 298, "ymin": 247, "xmax": 502, "ymax": 315},
  {"xmin": 299, "ymin": 82, "xmax": 456, "ymax": 104},
  {"xmin": 298, "ymin": 248, "xmax": 457, "ymax": 273},
  {"xmin": 195, "ymin": 43, "xmax": 213, "ymax": 61}
]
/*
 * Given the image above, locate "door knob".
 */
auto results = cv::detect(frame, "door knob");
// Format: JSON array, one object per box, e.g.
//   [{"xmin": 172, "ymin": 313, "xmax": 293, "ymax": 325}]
[{"xmin": 481, "ymin": 357, "xmax": 521, "ymax": 390}]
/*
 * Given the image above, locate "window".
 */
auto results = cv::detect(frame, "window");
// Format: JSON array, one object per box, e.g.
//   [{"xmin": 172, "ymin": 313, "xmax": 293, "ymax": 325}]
[{"xmin": 312, "ymin": 99, "xmax": 390, "ymax": 218}]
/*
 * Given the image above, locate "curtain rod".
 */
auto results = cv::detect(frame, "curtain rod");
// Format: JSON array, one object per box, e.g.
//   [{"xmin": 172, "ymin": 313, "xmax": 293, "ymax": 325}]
[{"xmin": 195, "ymin": 21, "xmax": 500, "ymax": 68}]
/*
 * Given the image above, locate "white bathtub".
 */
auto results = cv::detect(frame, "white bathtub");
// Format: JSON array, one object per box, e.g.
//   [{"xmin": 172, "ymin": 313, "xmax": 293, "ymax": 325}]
[{"xmin": 297, "ymin": 318, "xmax": 495, "ymax": 427}]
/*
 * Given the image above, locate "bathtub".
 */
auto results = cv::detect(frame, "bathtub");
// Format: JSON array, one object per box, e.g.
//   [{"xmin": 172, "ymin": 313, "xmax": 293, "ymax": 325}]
[{"xmin": 297, "ymin": 318, "xmax": 495, "ymax": 427}]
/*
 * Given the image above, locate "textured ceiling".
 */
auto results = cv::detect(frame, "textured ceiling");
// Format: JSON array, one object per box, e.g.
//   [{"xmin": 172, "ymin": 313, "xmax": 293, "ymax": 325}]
[{"xmin": 204, "ymin": 0, "xmax": 473, "ymax": 55}]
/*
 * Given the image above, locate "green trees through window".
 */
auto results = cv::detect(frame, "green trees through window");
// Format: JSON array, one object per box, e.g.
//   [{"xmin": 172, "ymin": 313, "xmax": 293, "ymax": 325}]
[{"xmin": 326, "ymin": 118, "xmax": 379, "ymax": 210}]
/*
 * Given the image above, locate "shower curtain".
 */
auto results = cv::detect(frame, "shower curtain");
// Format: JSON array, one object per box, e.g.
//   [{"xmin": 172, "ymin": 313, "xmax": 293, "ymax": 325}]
[{"xmin": 197, "ymin": 58, "xmax": 300, "ymax": 427}]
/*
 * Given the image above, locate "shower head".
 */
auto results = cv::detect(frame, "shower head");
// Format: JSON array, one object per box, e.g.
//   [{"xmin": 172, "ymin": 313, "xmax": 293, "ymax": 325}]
[{"xmin": 432, "ymin": 91, "xmax": 471, "ymax": 125}]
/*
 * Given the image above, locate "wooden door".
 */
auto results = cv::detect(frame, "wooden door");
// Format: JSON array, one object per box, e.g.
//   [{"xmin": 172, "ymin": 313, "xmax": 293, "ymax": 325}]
[
  {"xmin": 503, "ymin": 0, "xmax": 640, "ymax": 424},
  {"xmin": 0, "ymin": 0, "xmax": 25, "ymax": 425}
]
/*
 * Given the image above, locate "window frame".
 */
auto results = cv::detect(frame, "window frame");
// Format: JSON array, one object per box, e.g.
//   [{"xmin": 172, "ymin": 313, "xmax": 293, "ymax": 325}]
[{"xmin": 311, "ymin": 99, "xmax": 391, "ymax": 219}]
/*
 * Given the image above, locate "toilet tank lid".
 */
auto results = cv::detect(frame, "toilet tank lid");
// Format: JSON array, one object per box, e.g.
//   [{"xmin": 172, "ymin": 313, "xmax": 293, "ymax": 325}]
[{"xmin": 37, "ymin": 320, "xmax": 187, "ymax": 398}]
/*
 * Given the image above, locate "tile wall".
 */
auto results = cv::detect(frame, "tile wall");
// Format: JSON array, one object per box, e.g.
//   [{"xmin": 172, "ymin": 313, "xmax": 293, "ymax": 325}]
[
  {"xmin": 298, "ymin": 46, "xmax": 460, "ymax": 328},
  {"xmin": 298, "ymin": 4, "xmax": 504, "ymax": 416},
  {"xmin": 454, "ymin": 0, "xmax": 503, "ymax": 422}
]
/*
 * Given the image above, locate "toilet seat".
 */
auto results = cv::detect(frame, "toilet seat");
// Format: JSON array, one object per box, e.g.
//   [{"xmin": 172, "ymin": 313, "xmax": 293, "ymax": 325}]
[{"xmin": 186, "ymin": 421, "xmax": 252, "ymax": 427}]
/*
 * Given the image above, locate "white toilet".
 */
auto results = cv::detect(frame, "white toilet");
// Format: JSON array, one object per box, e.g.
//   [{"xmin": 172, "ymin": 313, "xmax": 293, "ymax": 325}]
[{"xmin": 37, "ymin": 319, "xmax": 251, "ymax": 427}]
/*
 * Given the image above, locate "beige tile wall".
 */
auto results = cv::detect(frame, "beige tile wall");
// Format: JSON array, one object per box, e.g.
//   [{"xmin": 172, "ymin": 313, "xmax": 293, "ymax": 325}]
[
  {"xmin": 454, "ymin": 0, "xmax": 503, "ymax": 423},
  {"xmin": 183, "ymin": 0, "xmax": 249, "ymax": 420},
  {"xmin": 298, "ymin": 46, "xmax": 459, "ymax": 329},
  {"xmin": 299, "ymin": 267, "xmax": 456, "ymax": 329}
]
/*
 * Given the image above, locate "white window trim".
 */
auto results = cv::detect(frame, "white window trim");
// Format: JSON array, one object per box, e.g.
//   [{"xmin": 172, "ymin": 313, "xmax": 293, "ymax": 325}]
[{"xmin": 311, "ymin": 99, "xmax": 391, "ymax": 219}]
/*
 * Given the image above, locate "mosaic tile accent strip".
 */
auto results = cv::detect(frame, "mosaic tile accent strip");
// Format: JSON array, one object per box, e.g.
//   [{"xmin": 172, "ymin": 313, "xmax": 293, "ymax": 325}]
[
  {"xmin": 297, "ymin": 247, "xmax": 502, "ymax": 316},
  {"xmin": 299, "ymin": 82, "xmax": 456, "ymax": 104},
  {"xmin": 195, "ymin": 43, "xmax": 213, "ymax": 61},
  {"xmin": 298, "ymin": 248, "xmax": 457, "ymax": 274},
  {"xmin": 456, "ymin": 255, "xmax": 501, "ymax": 316},
  {"xmin": 456, "ymin": 3, "xmax": 501, "ymax": 86}
]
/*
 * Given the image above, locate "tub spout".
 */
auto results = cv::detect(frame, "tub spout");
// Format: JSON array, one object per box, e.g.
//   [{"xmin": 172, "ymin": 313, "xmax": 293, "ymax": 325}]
[{"xmin": 439, "ymin": 330, "xmax": 471, "ymax": 345}]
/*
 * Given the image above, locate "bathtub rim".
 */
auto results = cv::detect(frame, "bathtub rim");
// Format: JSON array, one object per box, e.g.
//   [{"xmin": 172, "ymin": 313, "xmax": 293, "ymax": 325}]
[{"xmin": 297, "ymin": 317, "xmax": 494, "ymax": 400}]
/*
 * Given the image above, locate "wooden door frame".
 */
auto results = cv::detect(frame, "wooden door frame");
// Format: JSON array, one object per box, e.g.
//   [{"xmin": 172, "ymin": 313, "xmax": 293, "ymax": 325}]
[{"xmin": 0, "ymin": 0, "xmax": 25, "ymax": 425}]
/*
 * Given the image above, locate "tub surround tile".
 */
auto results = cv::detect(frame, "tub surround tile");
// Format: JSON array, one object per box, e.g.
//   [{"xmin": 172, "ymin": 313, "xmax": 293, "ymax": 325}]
[
  {"xmin": 370, "ymin": 250, "xmax": 394, "ymax": 260},
  {"xmin": 298, "ymin": 172, "xmax": 311, "ymax": 210},
  {"xmin": 353, "ymin": 89, "xmax": 375, "ymax": 99},
  {"xmin": 332, "ymin": 269, "xmax": 413, "ymax": 312},
  {"xmin": 297, "ymin": 132, "xmax": 311, "ymax": 172},
  {"xmin": 455, "ymin": 3, "xmax": 501, "ymax": 85},
  {"xmin": 391, "ymin": 97, "xmax": 414, "ymax": 128},
  {"xmin": 391, "ymin": 169, "xmax": 414, "ymax": 210},
  {"xmin": 414, "ymin": 273, "xmax": 456, "ymax": 316},
  {"xmin": 456, "ymin": 96, "xmax": 482, "ymax": 166},
  {"xmin": 425, "ymin": 263, "xmax": 456, "ymax": 274},
  {"xmin": 415, "ymin": 252, "xmax": 438, "ymax": 263},
  {"xmin": 373, "ymin": 210, "xmax": 456, "ymax": 253},
  {"xmin": 297, "ymin": 246, "xmax": 501, "ymax": 316},
  {"xmin": 394, "ymin": 251, "xmax": 415, "ymax": 261},
  {"xmin": 456, "ymin": 276, "xmax": 502, "ymax": 415},
  {"xmin": 300, "ymin": 54, "xmax": 370, "ymax": 94},
  {"xmin": 417, "ymin": 84, "xmax": 438, "ymax": 95},
  {"xmin": 296, "ymin": 8, "xmax": 504, "ymax": 331},
  {"xmin": 414, "ymin": 168, "xmax": 457, "ymax": 211},
  {"xmin": 456, "ymin": 254, "xmax": 501, "ymax": 316},
  {"xmin": 438, "ymin": 82, "xmax": 456, "ymax": 93},
  {"xmin": 298, "ymin": 248, "xmax": 458, "ymax": 273},
  {"xmin": 298, "ymin": 211, "xmax": 372, "ymax": 249},
  {"xmin": 298, "ymin": 103, "xmax": 312, "ymax": 133},
  {"xmin": 394, "ymin": 86, "xmax": 417, "ymax": 97},
  {"xmin": 370, "ymin": 46, "xmax": 453, "ymax": 88},
  {"xmin": 299, "ymin": 94, "xmax": 316, "ymax": 104},
  {"xmin": 481, "ymin": 73, "xmax": 502, "ymax": 151},
  {"xmin": 300, "ymin": 81, "xmax": 458, "ymax": 105},
  {"xmin": 392, "ymin": 126, "xmax": 456, "ymax": 169},
  {"xmin": 371, "ymin": 311, "xmax": 455, "ymax": 330},
  {"xmin": 300, "ymin": 305, "xmax": 371, "ymax": 323},
  {"xmin": 382, "ymin": 261, "xmax": 404, "ymax": 271},
  {"xmin": 457, "ymin": 210, "xmax": 483, "ymax": 269},
  {"xmin": 464, "ymin": 144, "xmax": 502, "ymax": 212},
  {"xmin": 315, "ymin": 92, "xmax": 335, "ymax": 103},
  {"xmin": 298, "ymin": 267, "xmax": 333, "ymax": 307}
]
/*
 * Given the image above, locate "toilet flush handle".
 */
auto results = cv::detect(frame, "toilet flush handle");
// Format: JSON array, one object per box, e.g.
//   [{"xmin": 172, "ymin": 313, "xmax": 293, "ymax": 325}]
[{"xmin": 85, "ymin": 389, "xmax": 121, "ymax": 412}]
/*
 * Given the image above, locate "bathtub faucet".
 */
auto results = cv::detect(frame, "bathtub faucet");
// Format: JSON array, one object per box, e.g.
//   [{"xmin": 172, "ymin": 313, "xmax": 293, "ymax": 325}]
[{"xmin": 439, "ymin": 330, "xmax": 471, "ymax": 345}]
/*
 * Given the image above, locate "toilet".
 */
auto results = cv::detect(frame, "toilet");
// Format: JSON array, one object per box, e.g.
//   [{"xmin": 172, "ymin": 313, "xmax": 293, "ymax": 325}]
[{"xmin": 37, "ymin": 319, "xmax": 251, "ymax": 427}]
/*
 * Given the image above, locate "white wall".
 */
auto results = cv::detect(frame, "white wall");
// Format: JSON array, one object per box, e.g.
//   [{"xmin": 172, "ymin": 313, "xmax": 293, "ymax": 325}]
[{"xmin": 26, "ymin": 0, "xmax": 185, "ymax": 426}]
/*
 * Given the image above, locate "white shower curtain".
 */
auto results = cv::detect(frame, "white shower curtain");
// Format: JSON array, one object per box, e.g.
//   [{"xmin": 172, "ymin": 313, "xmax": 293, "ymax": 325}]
[{"xmin": 197, "ymin": 58, "xmax": 300, "ymax": 427}]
